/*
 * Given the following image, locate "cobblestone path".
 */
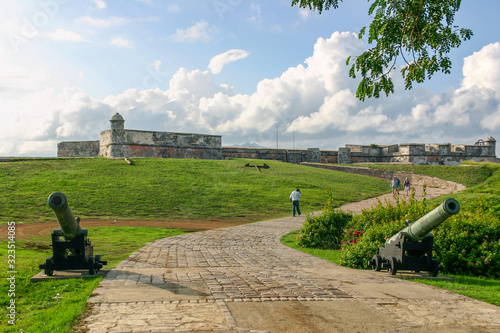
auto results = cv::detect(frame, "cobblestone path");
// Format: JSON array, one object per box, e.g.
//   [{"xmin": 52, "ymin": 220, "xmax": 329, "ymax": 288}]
[{"xmin": 83, "ymin": 212, "xmax": 500, "ymax": 333}]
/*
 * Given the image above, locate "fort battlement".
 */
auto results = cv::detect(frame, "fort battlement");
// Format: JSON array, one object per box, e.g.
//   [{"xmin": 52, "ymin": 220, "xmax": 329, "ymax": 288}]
[{"xmin": 57, "ymin": 113, "xmax": 497, "ymax": 165}]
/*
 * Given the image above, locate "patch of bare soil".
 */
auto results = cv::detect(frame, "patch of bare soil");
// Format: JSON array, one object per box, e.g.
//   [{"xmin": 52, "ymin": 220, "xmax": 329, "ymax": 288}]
[{"xmin": 227, "ymin": 301, "xmax": 396, "ymax": 333}]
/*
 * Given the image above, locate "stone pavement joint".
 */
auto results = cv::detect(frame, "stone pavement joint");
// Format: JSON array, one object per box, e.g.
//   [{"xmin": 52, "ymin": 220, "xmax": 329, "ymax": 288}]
[{"xmin": 81, "ymin": 214, "xmax": 500, "ymax": 332}]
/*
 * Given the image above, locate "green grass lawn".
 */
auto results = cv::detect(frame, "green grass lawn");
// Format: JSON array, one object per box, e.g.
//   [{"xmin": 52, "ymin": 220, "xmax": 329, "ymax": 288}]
[{"xmin": 0, "ymin": 158, "xmax": 391, "ymax": 223}]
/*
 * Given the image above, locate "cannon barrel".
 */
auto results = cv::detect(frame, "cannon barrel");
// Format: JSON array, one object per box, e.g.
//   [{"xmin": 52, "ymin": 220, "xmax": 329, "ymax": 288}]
[
  {"xmin": 48, "ymin": 192, "xmax": 82, "ymax": 239},
  {"xmin": 389, "ymin": 198, "xmax": 460, "ymax": 242}
]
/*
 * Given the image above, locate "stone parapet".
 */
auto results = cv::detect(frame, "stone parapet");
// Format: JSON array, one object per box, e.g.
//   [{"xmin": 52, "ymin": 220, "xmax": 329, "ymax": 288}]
[{"xmin": 57, "ymin": 141, "xmax": 100, "ymax": 157}]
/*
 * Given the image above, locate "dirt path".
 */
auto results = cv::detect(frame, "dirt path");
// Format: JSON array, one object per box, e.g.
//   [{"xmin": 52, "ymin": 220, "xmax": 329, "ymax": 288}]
[{"xmin": 340, "ymin": 185, "xmax": 456, "ymax": 214}]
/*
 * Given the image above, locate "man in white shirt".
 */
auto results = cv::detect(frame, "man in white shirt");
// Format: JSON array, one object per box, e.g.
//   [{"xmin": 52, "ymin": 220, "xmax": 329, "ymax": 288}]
[{"xmin": 289, "ymin": 188, "xmax": 302, "ymax": 217}]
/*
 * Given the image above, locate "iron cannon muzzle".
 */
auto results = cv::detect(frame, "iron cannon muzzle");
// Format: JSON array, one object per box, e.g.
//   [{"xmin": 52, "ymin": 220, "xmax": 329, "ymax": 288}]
[
  {"xmin": 48, "ymin": 192, "xmax": 82, "ymax": 239},
  {"xmin": 403, "ymin": 197, "xmax": 460, "ymax": 241},
  {"xmin": 387, "ymin": 198, "xmax": 460, "ymax": 243}
]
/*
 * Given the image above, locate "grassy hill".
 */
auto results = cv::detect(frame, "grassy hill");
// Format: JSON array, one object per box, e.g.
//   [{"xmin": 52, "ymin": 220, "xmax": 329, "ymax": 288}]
[{"xmin": 0, "ymin": 158, "xmax": 393, "ymax": 223}]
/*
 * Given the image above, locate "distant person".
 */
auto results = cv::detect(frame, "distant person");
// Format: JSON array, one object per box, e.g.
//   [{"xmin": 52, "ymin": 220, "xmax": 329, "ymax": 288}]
[
  {"xmin": 391, "ymin": 177, "xmax": 399, "ymax": 197},
  {"xmin": 403, "ymin": 178, "xmax": 411, "ymax": 196},
  {"xmin": 289, "ymin": 188, "xmax": 302, "ymax": 217}
]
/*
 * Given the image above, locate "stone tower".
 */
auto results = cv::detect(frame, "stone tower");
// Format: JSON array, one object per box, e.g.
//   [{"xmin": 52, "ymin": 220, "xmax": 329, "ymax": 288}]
[
  {"xmin": 110, "ymin": 112, "xmax": 125, "ymax": 143},
  {"xmin": 484, "ymin": 136, "xmax": 497, "ymax": 156}
]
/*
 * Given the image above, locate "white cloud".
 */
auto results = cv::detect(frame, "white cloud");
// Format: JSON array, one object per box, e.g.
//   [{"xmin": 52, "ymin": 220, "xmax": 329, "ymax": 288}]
[
  {"xmin": 76, "ymin": 16, "xmax": 158, "ymax": 27},
  {"xmin": 248, "ymin": 4, "xmax": 262, "ymax": 25},
  {"xmin": 45, "ymin": 29, "xmax": 89, "ymax": 42},
  {"xmin": 208, "ymin": 49, "xmax": 250, "ymax": 74},
  {"xmin": 170, "ymin": 21, "xmax": 216, "ymax": 43},
  {"xmin": 93, "ymin": 0, "xmax": 107, "ymax": 10},
  {"xmin": 167, "ymin": 4, "xmax": 180, "ymax": 13},
  {"xmin": 462, "ymin": 42, "xmax": 500, "ymax": 93},
  {"xmin": 298, "ymin": 9, "xmax": 310, "ymax": 20},
  {"xmin": 110, "ymin": 36, "xmax": 133, "ymax": 48},
  {"xmin": 150, "ymin": 60, "xmax": 162, "ymax": 72},
  {"xmin": 77, "ymin": 16, "xmax": 128, "ymax": 27}
]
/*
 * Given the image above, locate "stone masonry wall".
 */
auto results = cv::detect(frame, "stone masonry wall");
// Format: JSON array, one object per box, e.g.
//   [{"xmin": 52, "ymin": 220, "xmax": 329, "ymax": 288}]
[
  {"xmin": 57, "ymin": 141, "xmax": 100, "ymax": 157},
  {"xmin": 99, "ymin": 129, "xmax": 222, "ymax": 159},
  {"xmin": 222, "ymin": 147, "xmax": 307, "ymax": 163}
]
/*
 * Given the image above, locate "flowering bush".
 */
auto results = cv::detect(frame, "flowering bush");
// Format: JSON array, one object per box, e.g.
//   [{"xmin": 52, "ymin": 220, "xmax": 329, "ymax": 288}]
[
  {"xmin": 339, "ymin": 219, "xmax": 405, "ymax": 268},
  {"xmin": 297, "ymin": 185, "xmax": 500, "ymax": 277},
  {"xmin": 339, "ymin": 195, "xmax": 500, "ymax": 277}
]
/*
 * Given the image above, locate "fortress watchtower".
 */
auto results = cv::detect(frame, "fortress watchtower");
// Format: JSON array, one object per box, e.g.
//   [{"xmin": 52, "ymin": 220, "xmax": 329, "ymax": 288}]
[
  {"xmin": 109, "ymin": 112, "xmax": 125, "ymax": 144},
  {"xmin": 484, "ymin": 136, "xmax": 497, "ymax": 156}
]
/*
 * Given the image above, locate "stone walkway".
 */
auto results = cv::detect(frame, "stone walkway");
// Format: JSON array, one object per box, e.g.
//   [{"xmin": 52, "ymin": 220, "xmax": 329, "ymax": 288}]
[{"xmin": 82, "ymin": 190, "xmax": 500, "ymax": 332}]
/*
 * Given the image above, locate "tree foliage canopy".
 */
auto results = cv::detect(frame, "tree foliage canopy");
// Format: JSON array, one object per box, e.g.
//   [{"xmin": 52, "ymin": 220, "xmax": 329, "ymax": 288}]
[{"xmin": 291, "ymin": 0, "xmax": 473, "ymax": 100}]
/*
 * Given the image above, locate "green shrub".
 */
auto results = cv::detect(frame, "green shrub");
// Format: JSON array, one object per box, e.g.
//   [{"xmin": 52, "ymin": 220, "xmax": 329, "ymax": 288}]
[
  {"xmin": 297, "ymin": 209, "xmax": 353, "ymax": 249},
  {"xmin": 348, "ymin": 187, "xmax": 428, "ymax": 232},
  {"xmin": 339, "ymin": 220, "xmax": 405, "ymax": 268},
  {"xmin": 338, "ymin": 195, "xmax": 500, "ymax": 277},
  {"xmin": 433, "ymin": 197, "xmax": 500, "ymax": 278},
  {"xmin": 297, "ymin": 188, "xmax": 353, "ymax": 249}
]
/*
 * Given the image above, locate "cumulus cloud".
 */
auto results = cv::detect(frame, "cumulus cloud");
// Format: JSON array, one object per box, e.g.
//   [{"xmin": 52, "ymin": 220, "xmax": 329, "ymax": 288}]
[
  {"xmin": 1, "ymin": 31, "xmax": 500, "ymax": 157},
  {"xmin": 208, "ymin": 49, "xmax": 250, "ymax": 74},
  {"xmin": 170, "ymin": 21, "xmax": 216, "ymax": 43}
]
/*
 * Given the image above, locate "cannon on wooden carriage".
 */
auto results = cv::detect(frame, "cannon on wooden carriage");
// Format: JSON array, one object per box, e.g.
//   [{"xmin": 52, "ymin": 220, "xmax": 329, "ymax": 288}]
[
  {"xmin": 368, "ymin": 198, "xmax": 460, "ymax": 277},
  {"xmin": 39, "ymin": 192, "xmax": 107, "ymax": 276}
]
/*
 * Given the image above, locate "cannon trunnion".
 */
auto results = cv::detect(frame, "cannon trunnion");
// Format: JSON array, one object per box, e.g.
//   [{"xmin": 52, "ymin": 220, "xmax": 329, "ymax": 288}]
[
  {"xmin": 39, "ymin": 192, "xmax": 107, "ymax": 276},
  {"xmin": 369, "ymin": 198, "xmax": 460, "ymax": 277}
]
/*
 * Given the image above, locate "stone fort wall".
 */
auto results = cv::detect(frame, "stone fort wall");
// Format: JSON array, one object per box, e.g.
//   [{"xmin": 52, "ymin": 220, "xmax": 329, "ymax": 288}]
[{"xmin": 57, "ymin": 113, "xmax": 498, "ymax": 165}]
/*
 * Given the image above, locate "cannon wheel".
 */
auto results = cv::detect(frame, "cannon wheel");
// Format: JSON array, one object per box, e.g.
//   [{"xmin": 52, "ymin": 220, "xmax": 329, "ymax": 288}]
[
  {"xmin": 44, "ymin": 258, "xmax": 54, "ymax": 277},
  {"xmin": 88, "ymin": 256, "xmax": 96, "ymax": 275},
  {"xmin": 429, "ymin": 259, "xmax": 439, "ymax": 277},
  {"xmin": 388, "ymin": 257, "xmax": 398, "ymax": 275},
  {"xmin": 372, "ymin": 255, "xmax": 383, "ymax": 271}
]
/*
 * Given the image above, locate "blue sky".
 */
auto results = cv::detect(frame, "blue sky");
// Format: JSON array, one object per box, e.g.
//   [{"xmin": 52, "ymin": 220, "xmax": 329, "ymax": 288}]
[{"xmin": 1, "ymin": 0, "xmax": 499, "ymax": 156}]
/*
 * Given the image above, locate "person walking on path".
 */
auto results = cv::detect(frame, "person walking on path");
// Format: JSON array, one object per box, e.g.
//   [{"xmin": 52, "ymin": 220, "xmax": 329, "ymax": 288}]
[
  {"xmin": 290, "ymin": 188, "xmax": 302, "ymax": 216},
  {"xmin": 403, "ymin": 177, "xmax": 411, "ymax": 196},
  {"xmin": 391, "ymin": 177, "xmax": 400, "ymax": 197}
]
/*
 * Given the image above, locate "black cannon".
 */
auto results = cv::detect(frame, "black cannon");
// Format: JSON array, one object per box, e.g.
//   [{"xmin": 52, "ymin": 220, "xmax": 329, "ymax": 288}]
[
  {"xmin": 368, "ymin": 198, "xmax": 460, "ymax": 277},
  {"xmin": 39, "ymin": 192, "xmax": 107, "ymax": 276}
]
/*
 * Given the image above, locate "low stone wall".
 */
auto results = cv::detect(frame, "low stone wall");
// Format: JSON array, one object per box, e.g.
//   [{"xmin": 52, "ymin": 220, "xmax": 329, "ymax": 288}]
[
  {"xmin": 222, "ymin": 147, "xmax": 308, "ymax": 164},
  {"xmin": 58, "ymin": 141, "xmax": 100, "ymax": 157},
  {"xmin": 301, "ymin": 163, "xmax": 466, "ymax": 191}
]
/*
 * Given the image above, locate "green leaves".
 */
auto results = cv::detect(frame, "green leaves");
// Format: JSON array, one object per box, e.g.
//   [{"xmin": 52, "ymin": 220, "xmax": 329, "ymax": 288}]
[
  {"xmin": 292, "ymin": 0, "xmax": 473, "ymax": 100},
  {"xmin": 291, "ymin": 0, "xmax": 341, "ymax": 13}
]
